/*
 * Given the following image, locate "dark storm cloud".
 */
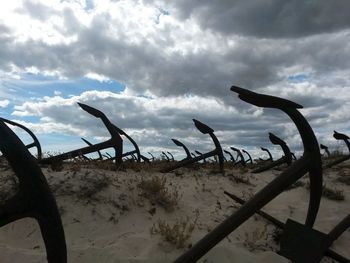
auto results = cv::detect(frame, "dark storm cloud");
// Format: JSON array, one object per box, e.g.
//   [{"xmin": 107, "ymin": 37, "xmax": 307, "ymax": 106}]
[{"xmin": 156, "ymin": 0, "xmax": 350, "ymax": 38}]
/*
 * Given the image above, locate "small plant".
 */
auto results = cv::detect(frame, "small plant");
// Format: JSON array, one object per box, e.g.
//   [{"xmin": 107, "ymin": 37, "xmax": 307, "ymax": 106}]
[
  {"xmin": 228, "ymin": 173, "xmax": 253, "ymax": 185},
  {"xmin": 138, "ymin": 175, "xmax": 180, "ymax": 212},
  {"xmin": 151, "ymin": 212, "xmax": 199, "ymax": 248},
  {"xmin": 322, "ymin": 184, "xmax": 345, "ymax": 201}
]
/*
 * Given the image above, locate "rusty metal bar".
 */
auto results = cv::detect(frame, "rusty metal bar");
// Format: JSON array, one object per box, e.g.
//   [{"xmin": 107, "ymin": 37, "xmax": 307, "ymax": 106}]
[
  {"xmin": 320, "ymin": 144, "xmax": 331, "ymax": 157},
  {"xmin": 161, "ymin": 119, "xmax": 224, "ymax": 173},
  {"xmin": 0, "ymin": 121, "xmax": 67, "ymax": 263},
  {"xmin": 161, "ymin": 151, "xmax": 170, "ymax": 161},
  {"xmin": 148, "ymin": 152, "xmax": 155, "ymax": 161},
  {"xmin": 224, "ymin": 191, "xmax": 349, "ymax": 263},
  {"xmin": 224, "ymin": 150, "xmax": 235, "ymax": 162},
  {"xmin": 81, "ymin": 137, "xmax": 103, "ymax": 160},
  {"xmin": 40, "ymin": 103, "xmax": 123, "ymax": 166},
  {"xmin": 324, "ymin": 131, "xmax": 350, "ymax": 169},
  {"xmin": 261, "ymin": 147, "xmax": 273, "ymax": 161},
  {"xmin": 167, "ymin": 151, "xmax": 174, "ymax": 161},
  {"xmin": 195, "ymin": 150, "xmax": 207, "ymax": 163},
  {"xmin": 174, "ymin": 86, "xmax": 323, "ymax": 263}
]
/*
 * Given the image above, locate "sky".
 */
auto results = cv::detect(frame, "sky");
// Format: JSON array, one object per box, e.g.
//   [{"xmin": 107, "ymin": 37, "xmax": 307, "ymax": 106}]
[{"xmin": 1, "ymin": 0, "xmax": 350, "ymax": 160}]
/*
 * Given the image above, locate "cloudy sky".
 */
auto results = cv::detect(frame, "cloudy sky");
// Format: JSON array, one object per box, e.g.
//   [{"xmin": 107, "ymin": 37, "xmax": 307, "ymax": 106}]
[{"xmin": 1, "ymin": 0, "xmax": 350, "ymax": 160}]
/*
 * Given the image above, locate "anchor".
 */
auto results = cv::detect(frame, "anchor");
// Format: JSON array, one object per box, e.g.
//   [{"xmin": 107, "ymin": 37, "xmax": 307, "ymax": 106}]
[
  {"xmin": 161, "ymin": 151, "xmax": 171, "ymax": 162},
  {"xmin": 148, "ymin": 152, "xmax": 155, "ymax": 162},
  {"xmin": 40, "ymin": 103, "xmax": 123, "ymax": 166},
  {"xmin": 0, "ymin": 120, "xmax": 67, "ymax": 262},
  {"xmin": 81, "ymin": 138, "xmax": 103, "ymax": 160},
  {"xmin": 0, "ymin": 117, "xmax": 42, "ymax": 160},
  {"xmin": 224, "ymin": 150, "xmax": 235, "ymax": 162},
  {"xmin": 161, "ymin": 119, "xmax": 224, "ymax": 173},
  {"xmin": 195, "ymin": 150, "xmax": 207, "ymax": 163},
  {"xmin": 191, "ymin": 152, "xmax": 196, "ymax": 158},
  {"xmin": 230, "ymin": 147, "xmax": 246, "ymax": 167},
  {"xmin": 224, "ymin": 191, "xmax": 349, "ymax": 263},
  {"xmin": 252, "ymin": 133, "xmax": 293, "ymax": 173},
  {"xmin": 324, "ymin": 131, "xmax": 350, "ymax": 169},
  {"xmin": 171, "ymin": 139, "xmax": 192, "ymax": 160},
  {"xmin": 167, "ymin": 151, "xmax": 174, "ymax": 161},
  {"xmin": 242, "ymin": 149, "xmax": 253, "ymax": 163},
  {"xmin": 174, "ymin": 86, "xmax": 323, "ymax": 262},
  {"xmin": 259, "ymin": 147, "xmax": 273, "ymax": 162},
  {"xmin": 320, "ymin": 144, "xmax": 330, "ymax": 157}
]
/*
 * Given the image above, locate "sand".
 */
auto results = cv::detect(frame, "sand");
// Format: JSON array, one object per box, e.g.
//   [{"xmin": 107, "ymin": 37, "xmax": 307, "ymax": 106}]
[{"xmin": 0, "ymin": 160, "xmax": 349, "ymax": 262}]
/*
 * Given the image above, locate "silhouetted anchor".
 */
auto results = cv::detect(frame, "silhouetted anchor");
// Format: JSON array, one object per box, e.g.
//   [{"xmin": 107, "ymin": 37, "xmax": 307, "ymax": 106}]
[
  {"xmin": 172, "ymin": 139, "xmax": 192, "ymax": 160},
  {"xmin": 161, "ymin": 119, "xmax": 224, "ymax": 173},
  {"xmin": 291, "ymin": 152, "xmax": 297, "ymax": 160},
  {"xmin": 224, "ymin": 150, "xmax": 235, "ymax": 162},
  {"xmin": 230, "ymin": 147, "xmax": 246, "ymax": 166},
  {"xmin": 224, "ymin": 191, "xmax": 350, "ymax": 263},
  {"xmin": 242, "ymin": 149, "xmax": 253, "ymax": 163},
  {"xmin": 324, "ymin": 131, "xmax": 350, "ymax": 169},
  {"xmin": 167, "ymin": 151, "xmax": 174, "ymax": 161},
  {"xmin": 148, "ymin": 152, "xmax": 155, "ymax": 162},
  {"xmin": 259, "ymin": 147, "xmax": 273, "ymax": 162},
  {"xmin": 81, "ymin": 138, "xmax": 103, "ymax": 160},
  {"xmin": 0, "ymin": 120, "xmax": 67, "ymax": 262},
  {"xmin": 175, "ymin": 86, "xmax": 323, "ymax": 263},
  {"xmin": 0, "ymin": 117, "xmax": 42, "ymax": 160},
  {"xmin": 252, "ymin": 133, "xmax": 292, "ymax": 173},
  {"xmin": 40, "ymin": 103, "xmax": 123, "ymax": 166},
  {"xmin": 320, "ymin": 144, "xmax": 331, "ymax": 157},
  {"xmin": 195, "ymin": 150, "xmax": 207, "ymax": 163},
  {"xmin": 191, "ymin": 152, "xmax": 196, "ymax": 158},
  {"xmin": 161, "ymin": 151, "xmax": 171, "ymax": 161}
]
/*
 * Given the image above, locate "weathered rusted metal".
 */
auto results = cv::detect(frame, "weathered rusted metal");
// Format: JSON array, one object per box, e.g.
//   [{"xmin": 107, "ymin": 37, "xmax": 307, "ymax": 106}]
[
  {"xmin": 195, "ymin": 150, "xmax": 207, "ymax": 163},
  {"xmin": 324, "ymin": 131, "xmax": 350, "ymax": 169},
  {"xmin": 81, "ymin": 138, "xmax": 103, "ymax": 160},
  {"xmin": 230, "ymin": 147, "xmax": 246, "ymax": 167},
  {"xmin": 224, "ymin": 150, "xmax": 235, "ymax": 162},
  {"xmin": 40, "ymin": 103, "xmax": 123, "ymax": 166},
  {"xmin": 167, "ymin": 151, "xmax": 174, "ymax": 161},
  {"xmin": 161, "ymin": 119, "xmax": 224, "ymax": 173},
  {"xmin": 320, "ymin": 144, "xmax": 330, "ymax": 157},
  {"xmin": 252, "ymin": 133, "xmax": 293, "ymax": 173},
  {"xmin": 0, "ymin": 117, "xmax": 42, "ymax": 160},
  {"xmin": 174, "ymin": 86, "xmax": 323, "ymax": 263},
  {"xmin": 242, "ymin": 149, "xmax": 252, "ymax": 163},
  {"xmin": 171, "ymin": 139, "xmax": 192, "ymax": 160},
  {"xmin": 148, "ymin": 152, "xmax": 155, "ymax": 161},
  {"xmin": 0, "ymin": 120, "xmax": 67, "ymax": 262},
  {"xmin": 161, "ymin": 151, "xmax": 170, "ymax": 161},
  {"xmin": 224, "ymin": 191, "xmax": 349, "ymax": 263}
]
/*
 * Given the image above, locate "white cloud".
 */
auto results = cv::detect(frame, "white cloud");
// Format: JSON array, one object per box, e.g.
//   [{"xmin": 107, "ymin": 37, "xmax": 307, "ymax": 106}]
[{"xmin": 0, "ymin": 99, "xmax": 10, "ymax": 108}]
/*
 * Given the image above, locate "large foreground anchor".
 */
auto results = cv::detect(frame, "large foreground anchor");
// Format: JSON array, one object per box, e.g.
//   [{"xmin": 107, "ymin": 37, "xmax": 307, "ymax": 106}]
[
  {"xmin": 174, "ymin": 86, "xmax": 323, "ymax": 263},
  {"xmin": 161, "ymin": 119, "xmax": 224, "ymax": 173},
  {"xmin": 0, "ymin": 121, "xmax": 67, "ymax": 262},
  {"xmin": 0, "ymin": 117, "xmax": 42, "ymax": 160},
  {"xmin": 231, "ymin": 147, "xmax": 246, "ymax": 167},
  {"xmin": 252, "ymin": 133, "xmax": 292, "ymax": 173},
  {"xmin": 171, "ymin": 139, "xmax": 192, "ymax": 160},
  {"xmin": 224, "ymin": 191, "xmax": 349, "ymax": 263},
  {"xmin": 324, "ymin": 131, "xmax": 350, "ymax": 169},
  {"xmin": 40, "ymin": 103, "xmax": 123, "ymax": 166}
]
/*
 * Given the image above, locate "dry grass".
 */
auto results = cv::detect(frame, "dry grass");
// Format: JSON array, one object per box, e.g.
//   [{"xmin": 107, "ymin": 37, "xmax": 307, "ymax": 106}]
[
  {"xmin": 137, "ymin": 175, "xmax": 180, "ymax": 212},
  {"xmin": 151, "ymin": 212, "xmax": 199, "ymax": 249}
]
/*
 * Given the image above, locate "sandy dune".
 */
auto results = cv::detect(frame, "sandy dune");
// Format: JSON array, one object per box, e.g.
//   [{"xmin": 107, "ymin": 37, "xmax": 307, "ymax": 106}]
[{"xmin": 0, "ymin": 160, "xmax": 349, "ymax": 262}]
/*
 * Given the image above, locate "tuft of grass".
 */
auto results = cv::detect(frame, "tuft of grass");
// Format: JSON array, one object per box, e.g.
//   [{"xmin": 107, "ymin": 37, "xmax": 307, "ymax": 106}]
[
  {"xmin": 228, "ymin": 173, "xmax": 253, "ymax": 185},
  {"xmin": 306, "ymin": 181, "xmax": 345, "ymax": 201},
  {"xmin": 138, "ymin": 175, "xmax": 180, "ymax": 212},
  {"xmin": 151, "ymin": 213, "xmax": 199, "ymax": 248}
]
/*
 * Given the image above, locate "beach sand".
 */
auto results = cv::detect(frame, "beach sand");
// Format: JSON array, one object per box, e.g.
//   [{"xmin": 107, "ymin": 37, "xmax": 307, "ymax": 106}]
[{"xmin": 0, "ymin": 160, "xmax": 349, "ymax": 262}]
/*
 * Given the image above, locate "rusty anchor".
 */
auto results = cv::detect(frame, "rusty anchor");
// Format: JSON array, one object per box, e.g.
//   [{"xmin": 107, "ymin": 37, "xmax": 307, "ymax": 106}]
[
  {"xmin": 174, "ymin": 86, "xmax": 323, "ymax": 263},
  {"xmin": 161, "ymin": 119, "xmax": 224, "ymax": 173},
  {"xmin": 252, "ymin": 133, "xmax": 293, "ymax": 173},
  {"xmin": 259, "ymin": 147, "xmax": 273, "ymax": 162},
  {"xmin": 161, "ymin": 151, "xmax": 171, "ymax": 161},
  {"xmin": 224, "ymin": 191, "xmax": 350, "ymax": 263},
  {"xmin": 40, "ymin": 103, "xmax": 123, "ymax": 166},
  {"xmin": 148, "ymin": 152, "xmax": 155, "ymax": 162},
  {"xmin": 171, "ymin": 139, "xmax": 192, "ymax": 160},
  {"xmin": 0, "ymin": 120, "xmax": 67, "ymax": 262},
  {"xmin": 167, "ymin": 151, "xmax": 174, "ymax": 161},
  {"xmin": 195, "ymin": 150, "xmax": 207, "ymax": 163},
  {"xmin": 324, "ymin": 131, "xmax": 350, "ymax": 169},
  {"xmin": 320, "ymin": 144, "xmax": 331, "ymax": 157},
  {"xmin": 0, "ymin": 117, "xmax": 42, "ymax": 160},
  {"xmin": 230, "ymin": 147, "xmax": 246, "ymax": 167},
  {"xmin": 81, "ymin": 138, "xmax": 103, "ymax": 160},
  {"xmin": 224, "ymin": 150, "xmax": 235, "ymax": 162},
  {"xmin": 242, "ymin": 149, "xmax": 253, "ymax": 164}
]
